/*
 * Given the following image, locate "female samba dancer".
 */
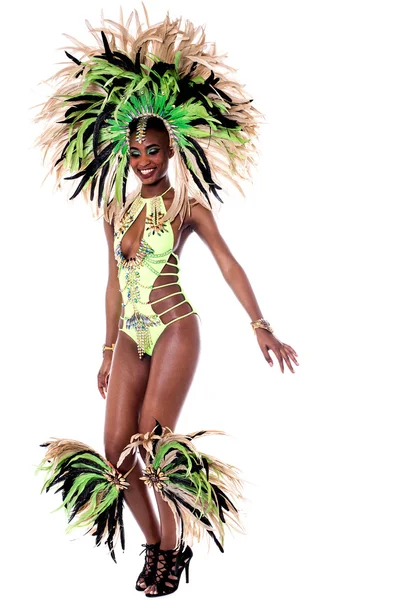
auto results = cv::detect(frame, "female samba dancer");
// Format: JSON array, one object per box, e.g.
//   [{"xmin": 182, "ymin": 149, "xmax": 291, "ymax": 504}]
[
  {"xmin": 99, "ymin": 117, "xmax": 298, "ymax": 596},
  {"xmin": 35, "ymin": 7, "xmax": 299, "ymax": 598}
]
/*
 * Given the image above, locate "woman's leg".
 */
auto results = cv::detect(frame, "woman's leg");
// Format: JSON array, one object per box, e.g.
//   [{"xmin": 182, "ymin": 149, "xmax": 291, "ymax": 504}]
[
  {"xmin": 104, "ymin": 331, "xmax": 161, "ymax": 546},
  {"xmin": 137, "ymin": 314, "xmax": 201, "ymax": 595}
]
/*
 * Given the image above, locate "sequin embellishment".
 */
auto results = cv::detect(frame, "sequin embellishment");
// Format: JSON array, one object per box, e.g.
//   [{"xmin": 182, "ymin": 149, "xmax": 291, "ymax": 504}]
[
  {"xmin": 145, "ymin": 196, "xmax": 168, "ymax": 236},
  {"xmin": 115, "ymin": 238, "xmax": 163, "ymax": 359}
]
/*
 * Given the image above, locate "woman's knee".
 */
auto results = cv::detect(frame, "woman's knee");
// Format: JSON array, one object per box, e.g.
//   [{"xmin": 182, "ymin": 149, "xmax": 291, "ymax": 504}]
[
  {"xmin": 138, "ymin": 415, "xmax": 158, "ymax": 437},
  {"xmin": 104, "ymin": 433, "xmax": 137, "ymax": 471}
]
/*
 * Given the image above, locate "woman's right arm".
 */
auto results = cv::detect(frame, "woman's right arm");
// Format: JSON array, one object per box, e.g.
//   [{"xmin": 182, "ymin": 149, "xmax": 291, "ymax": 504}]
[{"xmin": 97, "ymin": 218, "xmax": 122, "ymax": 399}]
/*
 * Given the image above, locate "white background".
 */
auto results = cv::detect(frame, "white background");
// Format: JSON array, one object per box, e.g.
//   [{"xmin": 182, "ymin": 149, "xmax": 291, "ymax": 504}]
[{"xmin": 2, "ymin": 0, "xmax": 400, "ymax": 598}]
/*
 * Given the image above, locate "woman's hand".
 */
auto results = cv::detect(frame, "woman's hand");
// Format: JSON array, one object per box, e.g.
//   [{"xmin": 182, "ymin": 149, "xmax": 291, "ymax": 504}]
[
  {"xmin": 255, "ymin": 329, "xmax": 299, "ymax": 373},
  {"xmin": 97, "ymin": 354, "xmax": 113, "ymax": 399}
]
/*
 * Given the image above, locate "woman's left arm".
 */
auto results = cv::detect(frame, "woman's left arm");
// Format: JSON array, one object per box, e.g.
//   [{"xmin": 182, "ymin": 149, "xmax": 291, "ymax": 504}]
[{"xmin": 188, "ymin": 203, "xmax": 299, "ymax": 373}]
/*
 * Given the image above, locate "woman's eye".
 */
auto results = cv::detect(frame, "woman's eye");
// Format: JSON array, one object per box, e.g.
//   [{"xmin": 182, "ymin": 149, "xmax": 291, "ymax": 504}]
[
  {"xmin": 130, "ymin": 151, "xmax": 140, "ymax": 158},
  {"xmin": 148, "ymin": 148, "xmax": 159, "ymax": 155}
]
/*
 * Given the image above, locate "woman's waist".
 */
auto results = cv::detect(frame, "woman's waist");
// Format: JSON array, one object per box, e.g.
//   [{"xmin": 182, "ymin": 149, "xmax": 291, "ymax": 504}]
[{"xmin": 121, "ymin": 280, "xmax": 193, "ymax": 314}]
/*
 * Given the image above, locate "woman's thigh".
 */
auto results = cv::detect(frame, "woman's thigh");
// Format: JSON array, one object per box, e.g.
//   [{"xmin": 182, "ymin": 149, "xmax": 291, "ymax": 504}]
[
  {"xmin": 138, "ymin": 314, "xmax": 201, "ymax": 434},
  {"xmin": 104, "ymin": 330, "xmax": 151, "ymax": 467}
]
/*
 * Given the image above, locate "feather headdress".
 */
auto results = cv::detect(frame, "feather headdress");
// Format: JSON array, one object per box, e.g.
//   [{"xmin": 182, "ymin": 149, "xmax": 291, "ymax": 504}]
[{"xmin": 36, "ymin": 4, "xmax": 261, "ymax": 226}]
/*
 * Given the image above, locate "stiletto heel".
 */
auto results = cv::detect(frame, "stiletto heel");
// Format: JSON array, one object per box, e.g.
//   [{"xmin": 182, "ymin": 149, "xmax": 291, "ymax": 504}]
[
  {"xmin": 185, "ymin": 561, "xmax": 190, "ymax": 584},
  {"xmin": 145, "ymin": 542, "xmax": 193, "ymax": 597}
]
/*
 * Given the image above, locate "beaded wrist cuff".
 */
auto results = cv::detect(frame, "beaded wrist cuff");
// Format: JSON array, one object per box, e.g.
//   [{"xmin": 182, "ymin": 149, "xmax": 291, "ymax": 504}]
[
  {"xmin": 250, "ymin": 319, "xmax": 274, "ymax": 334},
  {"xmin": 102, "ymin": 343, "xmax": 115, "ymax": 353}
]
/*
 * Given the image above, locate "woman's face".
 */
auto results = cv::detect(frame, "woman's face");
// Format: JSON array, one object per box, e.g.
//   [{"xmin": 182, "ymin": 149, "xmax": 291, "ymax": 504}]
[{"xmin": 129, "ymin": 126, "xmax": 174, "ymax": 185}]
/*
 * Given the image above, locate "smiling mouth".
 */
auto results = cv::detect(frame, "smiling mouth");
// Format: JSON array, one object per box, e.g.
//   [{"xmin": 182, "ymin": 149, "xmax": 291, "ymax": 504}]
[{"xmin": 139, "ymin": 168, "xmax": 156, "ymax": 176}]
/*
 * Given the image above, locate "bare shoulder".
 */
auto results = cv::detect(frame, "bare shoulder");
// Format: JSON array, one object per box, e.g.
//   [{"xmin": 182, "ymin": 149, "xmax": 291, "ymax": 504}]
[
  {"xmin": 103, "ymin": 216, "xmax": 114, "ymax": 230},
  {"xmin": 103, "ymin": 217, "xmax": 115, "ymax": 246},
  {"xmin": 186, "ymin": 198, "xmax": 216, "ymax": 231}
]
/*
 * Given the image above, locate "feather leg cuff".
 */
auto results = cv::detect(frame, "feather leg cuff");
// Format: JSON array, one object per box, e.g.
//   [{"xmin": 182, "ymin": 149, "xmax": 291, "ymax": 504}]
[
  {"xmin": 35, "ymin": 438, "xmax": 128, "ymax": 562},
  {"xmin": 119, "ymin": 420, "xmax": 246, "ymax": 552},
  {"xmin": 36, "ymin": 421, "xmax": 246, "ymax": 561}
]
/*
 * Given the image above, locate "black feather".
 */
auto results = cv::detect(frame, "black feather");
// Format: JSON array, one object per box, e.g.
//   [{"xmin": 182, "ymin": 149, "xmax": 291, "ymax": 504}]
[
  {"xmin": 65, "ymin": 51, "xmax": 81, "ymax": 66},
  {"xmin": 186, "ymin": 431, "xmax": 208, "ymax": 440},
  {"xmin": 211, "ymin": 487, "xmax": 228, "ymax": 523},
  {"xmin": 186, "ymin": 136, "xmax": 212, "ymax": 177},
  {"xmin": 57, "ymin": 451, "xmax": 106, "ymax": 471},
  {"xmin": 152, "ymin": 419, "xmax": 164, "ymax": 456},
  {"xmin": 148, "ymin": 60, "xmax": 176, "ymax": 80},
  {"xmin": 66, "ymin": 143, "xmax": 114, "ymax": 199},
  {"xmin": 112, "ymin": 51, "xmax": 137, "ymax": 72},
  {"xmin": 105, "ymin": 500, "xmax": 118, "ymax": 561},
  {"xmin": 213, "ymin": 485, "xmax": 237, "ymax": 513},
  {"xmin": 62, "ymin": 102, "xmax": 99, "ymax": 120},
  {"xmin": 121, "ymin": 158, "xmax": 130, "ymax": 206},
  {"xmin": 172, "ymin": 493, "xmax": 224, "ymax": 552},
  {"xmin": 134, "ymin": 48, "xmax": 142, "ymax": 72},
  {"xmin": 117, "ymin": 494, "xmax": 126, "ymax": 551},
  {"xmin": 179, "ymin": 149, "xmax": 212, "ymax": 207},
  {"xmin": 90, "ymin": 175, "xmax": 97, "ymax": 202},
  {"xmin": 93, "ymin": 511, "xmax": 108, "ymax": 550},
  {"xmin": 101, "ymin": 31, "xmax": 113, "ymax": 60},
  {"xmin": 202, "ymin": 457, "xmax": 210, "ymax": 481},
  {"xmin": 63, "ymin": 94, "xmax": 103, "ymax": 103},
  {"xmin": 97, "ymin": 161, "xmax": 110, "ymax": 208},
  {"xmin": 154, "ymin": 420, "xmax": 163, "ymax": 436},
  {"xmin": 185, "ymin": 137, "xmax": 223, "ymax": 201}
]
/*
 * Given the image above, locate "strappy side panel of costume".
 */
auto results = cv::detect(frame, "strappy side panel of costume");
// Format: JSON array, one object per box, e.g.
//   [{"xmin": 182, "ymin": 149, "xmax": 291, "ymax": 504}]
[{"xmin": 142, "ymin": 257, "xmax": 196, "ymax": 320}]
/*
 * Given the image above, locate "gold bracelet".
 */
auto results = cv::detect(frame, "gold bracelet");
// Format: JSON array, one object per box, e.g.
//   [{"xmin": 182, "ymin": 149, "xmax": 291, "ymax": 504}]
[
  {"xmin": 250, "ymin": 318, "xmax": 274, "ymax": 334},
  {"xmin": 102, "ymin": 343, "xmax": 115, "ymax": 353}
]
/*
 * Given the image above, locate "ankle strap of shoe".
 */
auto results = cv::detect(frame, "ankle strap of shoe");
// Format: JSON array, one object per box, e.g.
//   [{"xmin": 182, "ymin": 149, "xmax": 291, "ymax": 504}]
[{"xmin": 139, "ymin": 541, "xmax": 160, "ymax": 556}]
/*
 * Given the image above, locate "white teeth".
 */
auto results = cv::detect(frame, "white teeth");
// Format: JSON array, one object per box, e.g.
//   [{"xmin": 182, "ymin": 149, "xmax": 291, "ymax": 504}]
[{"xmin": 140, "ymin": 168, "xmax": 155, "ymax": 175}]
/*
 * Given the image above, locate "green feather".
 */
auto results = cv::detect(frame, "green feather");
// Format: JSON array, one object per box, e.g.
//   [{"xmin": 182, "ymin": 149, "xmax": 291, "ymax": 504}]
[
  {"xmin": 76, "ymin": 117, "xmax": 96, "ymax": 158},
  {"xmin": 153, "ymin": 441, "xmax": 193, "ymax": 473},
  {"xmin": 174, "ymin": 51, "xmax": 181, "ymax": 70}
]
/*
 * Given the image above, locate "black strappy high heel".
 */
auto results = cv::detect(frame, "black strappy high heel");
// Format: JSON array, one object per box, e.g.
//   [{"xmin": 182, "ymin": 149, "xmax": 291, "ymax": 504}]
[
  {"xmin": 136, "ymin": 541, "xmax": 161, "ymax": 591},
  {"xmin": 144, "ymin": 542, "xmax": 193, "ymax": 597}
]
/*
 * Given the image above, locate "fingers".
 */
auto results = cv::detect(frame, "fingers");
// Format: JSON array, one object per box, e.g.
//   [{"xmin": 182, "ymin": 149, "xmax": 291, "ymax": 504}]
[
  {"xmin": 277, "ymin": 344, "xmax": 299, "ymax": 373},
  {"xmin": 265, "ymin": 342, "xmax": 299, "ymax": 374},
  {"xmin": 283, "ymin": 344, "xmax": 299, "ymax": 365},
  {"xmin": 274, "ymin": 348, "xmax": 285, "ymax": 373},
  {"xmin": 282, "ymin": 343, "xmax": 299, "ymax": 370},
  {"xmin": 97, "ymin": 373, "xmax": 107, "ymax": 399},
  {"xmin": 280, "ymin": 349, "xmax": 294, "ymax": 374},
  {"xmin": 264, "ymin": 349, "xmax": 274, "ymax": 367},
  {"xmin": 285, "ymin": 344, "xmax": 298, "ymax": 357},
  {"xmin": 98, "ymin": 357, "xmax": 112, "ymax": 398}
]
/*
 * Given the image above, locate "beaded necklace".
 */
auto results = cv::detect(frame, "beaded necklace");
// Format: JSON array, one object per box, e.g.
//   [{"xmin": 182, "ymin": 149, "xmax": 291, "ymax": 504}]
[{"xmin": 115, "ymin": 186, "xmax": 172, "ymax": 263}]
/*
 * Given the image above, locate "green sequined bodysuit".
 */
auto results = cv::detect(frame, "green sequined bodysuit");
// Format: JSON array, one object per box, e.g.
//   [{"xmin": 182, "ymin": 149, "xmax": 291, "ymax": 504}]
[{"xmin": 114, "ymin": 193, "xmax": 199, "ymax": 359}]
